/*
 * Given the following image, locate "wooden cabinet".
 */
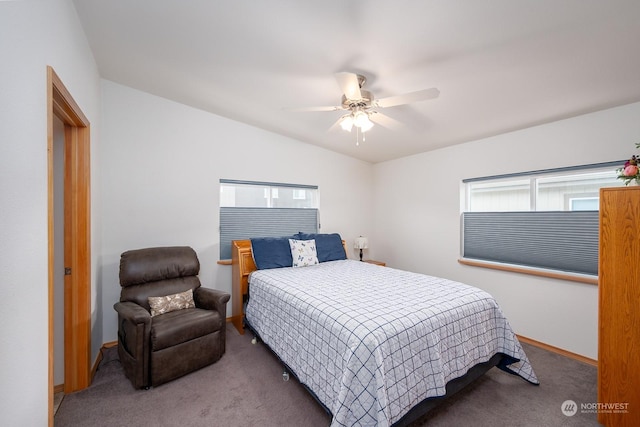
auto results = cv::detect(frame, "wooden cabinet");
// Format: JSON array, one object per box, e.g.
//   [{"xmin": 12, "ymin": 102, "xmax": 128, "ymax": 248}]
[
  {"xmin": 598, "ymin": 186, "xmax": 640, "ymax": 427},
  {"xmin": 364, "ymin": 259, "xmax": 386, "ymax": 266}
]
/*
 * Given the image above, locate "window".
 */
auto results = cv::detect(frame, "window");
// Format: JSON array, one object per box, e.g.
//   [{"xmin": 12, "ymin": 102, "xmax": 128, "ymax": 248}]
[
  {"xmin": 461, "ymin": 161, "xmax": 624, "ymax": 276},
  {"xmin": 293, "ymin": 189, "xmax": 306, "ymax": 200},
  {"xmin": 219, "ymin": 180, "xmax": 319, "ymax": 259},
  {"xmin": 570, "ymin": 197, "xmax": 599, "ymax": 211}
]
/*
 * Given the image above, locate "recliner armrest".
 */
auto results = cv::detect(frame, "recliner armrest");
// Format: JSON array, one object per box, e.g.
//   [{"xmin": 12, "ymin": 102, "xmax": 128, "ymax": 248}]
[
  {"xmin": 114, "ymin": 301, "xmax": 152, "ymax": 325},
  {"xmin": 194, "ymin": 287, "xmax": 230, "ymax": 318}
]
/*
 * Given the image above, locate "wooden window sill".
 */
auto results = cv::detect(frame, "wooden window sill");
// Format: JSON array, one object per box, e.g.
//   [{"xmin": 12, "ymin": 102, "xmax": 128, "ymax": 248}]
[{"xmin": 458, "ymin": 258, "xmax": 598, "ymax": 285}]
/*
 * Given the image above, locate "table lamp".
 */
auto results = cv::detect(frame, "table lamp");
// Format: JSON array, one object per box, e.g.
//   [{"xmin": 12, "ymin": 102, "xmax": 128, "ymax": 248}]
[{"xmin": 354, "ymin": 236, "xmax": 368, "ymax": 262}]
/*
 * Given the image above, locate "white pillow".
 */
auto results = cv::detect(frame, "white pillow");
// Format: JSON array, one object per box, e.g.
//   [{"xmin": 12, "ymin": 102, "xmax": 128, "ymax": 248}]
[{"xmin": 289, "ymin": 239, "xmax": 319, "ymax": 268}]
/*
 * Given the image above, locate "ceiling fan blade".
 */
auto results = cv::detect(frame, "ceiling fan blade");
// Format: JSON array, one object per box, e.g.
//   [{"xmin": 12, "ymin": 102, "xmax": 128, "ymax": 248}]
[
  {"xmin": 283, "ymin": 105, "xmax": 344, "ymax": 112},
  {"xmin": 335, "ymin": 72, "xmax": 362, "ymax": 101},
  {"xmin": 368, "ymin": 111, "xmax": 403, "ymax": 130},
  {"xmin": 375, "ymin": 87, "xmax": 440, "ymax": 108}
]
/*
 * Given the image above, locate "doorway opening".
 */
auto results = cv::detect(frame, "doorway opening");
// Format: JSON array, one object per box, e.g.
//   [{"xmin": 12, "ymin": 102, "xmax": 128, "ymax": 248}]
[{"xmin": 47, "ymin": 66, "xmax": 91, "ymax": 426}]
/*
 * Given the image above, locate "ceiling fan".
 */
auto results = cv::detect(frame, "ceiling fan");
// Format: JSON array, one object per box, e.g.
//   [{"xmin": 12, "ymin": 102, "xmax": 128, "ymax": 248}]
[{"xmin": 286, "ymin": 72, "xmax": 440, "ymax": 139}]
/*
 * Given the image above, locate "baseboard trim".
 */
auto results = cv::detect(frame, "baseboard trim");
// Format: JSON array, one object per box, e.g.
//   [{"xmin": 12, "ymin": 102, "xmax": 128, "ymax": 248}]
[
  {"xmin": 516, "ymin": 334, "xmax": 597, "ymax": 367},
  {"xmin": 57, "ymin": 342, "xmax": 115, "ymax": 393},
  {"xmin": 90, "ymin": 348, "xmax": 104, "ymax": 383},
  {"xmin": 89, "ymin": 341, "xmax": 119, "ymax": 384}
]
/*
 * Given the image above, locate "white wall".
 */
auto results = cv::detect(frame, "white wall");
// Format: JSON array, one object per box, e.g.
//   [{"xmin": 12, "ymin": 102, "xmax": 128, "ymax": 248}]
[
  {"xmin": 0, "ymin": 0, "xmax": 101, "ymax": 425},
  {"xmin": 373, "ymin": 101, "xmax": 640, "ymax": 360},
  {"xmin": 99, "ymin": 80, "xmax": 374, "ymax": 343}
]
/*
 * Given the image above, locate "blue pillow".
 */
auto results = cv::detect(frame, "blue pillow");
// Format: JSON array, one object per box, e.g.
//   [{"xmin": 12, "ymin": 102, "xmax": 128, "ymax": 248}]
[
  {"xmin": 250, "ymin": 237, "xmax": 294, "ymax": 270},
  {"xmin": 295, "ymin": 233, "xmax": 346, "ymax": 262}
]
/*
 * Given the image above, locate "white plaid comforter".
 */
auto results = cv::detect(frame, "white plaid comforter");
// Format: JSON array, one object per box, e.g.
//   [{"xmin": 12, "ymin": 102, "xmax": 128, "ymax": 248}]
[{"xmin": 245, "ymin": 260, "xmax": 538, "ymax": 427}]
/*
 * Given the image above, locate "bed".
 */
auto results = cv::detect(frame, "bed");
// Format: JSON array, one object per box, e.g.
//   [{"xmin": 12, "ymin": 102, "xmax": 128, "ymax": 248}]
[{"xmin": 232, "ymin": 235, "xmax": 538, "ymax": 427}]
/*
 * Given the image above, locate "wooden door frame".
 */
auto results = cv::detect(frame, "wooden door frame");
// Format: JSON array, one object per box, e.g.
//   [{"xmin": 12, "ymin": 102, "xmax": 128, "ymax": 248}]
[{"xmin": 47, "ymin": 66, "xmax": 91, "ymax": 426}]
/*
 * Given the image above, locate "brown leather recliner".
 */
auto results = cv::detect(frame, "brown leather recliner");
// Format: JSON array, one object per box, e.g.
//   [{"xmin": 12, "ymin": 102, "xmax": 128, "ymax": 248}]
[{"xmin": 114, "ymin": 246, "xmax": 230, "ymax": 389}]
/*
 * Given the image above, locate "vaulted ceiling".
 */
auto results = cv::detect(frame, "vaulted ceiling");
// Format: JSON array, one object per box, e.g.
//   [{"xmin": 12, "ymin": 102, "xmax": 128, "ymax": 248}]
[{"xmin": 73, "ymin": 0, "xmax": 640, "ymax": 163}]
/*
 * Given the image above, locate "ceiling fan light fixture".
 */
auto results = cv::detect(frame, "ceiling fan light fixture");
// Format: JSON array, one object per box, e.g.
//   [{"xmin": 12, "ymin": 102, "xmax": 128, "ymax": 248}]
[
  {"xmin": 289, "ymin": 71, "xmax": 439, "ymax": 140},
  {"xmin": 353, "ymin": 110, "xmax": 374, "ymax": 132},
  {"xmin": 360, "ymin": 116, "xmax": 374, "ymax": 132},
  {"xmin": 339, "ymin": 115, "xmax": 354, "ymax": 132},
  {"xmin": 352, "ymin": 110, "xmax": 367, "ymax": 126}
]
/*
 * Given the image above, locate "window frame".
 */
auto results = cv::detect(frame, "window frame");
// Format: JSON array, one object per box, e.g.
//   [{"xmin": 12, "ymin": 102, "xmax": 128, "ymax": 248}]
[
  {"xmin": 219, "ymin": 179, "xmax": 319, "ymax": 260},
  {"xmin": 459, "ymin": 160, "xmax": 624, "ymax": 284}
]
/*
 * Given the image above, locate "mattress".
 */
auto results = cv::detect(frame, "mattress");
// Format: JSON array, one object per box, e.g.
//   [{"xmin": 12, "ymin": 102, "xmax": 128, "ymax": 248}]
[{"xmin": 245, "ymin": 260, "xmax": 538, "ymax": 427}]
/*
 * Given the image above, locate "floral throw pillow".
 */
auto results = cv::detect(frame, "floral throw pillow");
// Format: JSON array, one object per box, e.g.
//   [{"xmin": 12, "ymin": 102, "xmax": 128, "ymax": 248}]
[
  {"xmin": 289, "ymin": 239, "xmax": 319, "ymax": 268},
  {"xmin": 148, "ymin": 289, "xmax": 195, "ymax": 317}
]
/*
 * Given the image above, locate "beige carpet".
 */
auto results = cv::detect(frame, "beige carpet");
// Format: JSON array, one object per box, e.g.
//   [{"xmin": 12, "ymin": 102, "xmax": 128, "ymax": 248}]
[{"xmin": 55, "ymin": 323, "xmax": 599, "ymax": 426}]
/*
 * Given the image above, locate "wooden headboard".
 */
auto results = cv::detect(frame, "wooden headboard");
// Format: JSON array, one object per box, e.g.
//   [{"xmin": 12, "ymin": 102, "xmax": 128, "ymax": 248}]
[{"xmin": 230, "ymin": 239, "xmax": 347, "ymax": 334}]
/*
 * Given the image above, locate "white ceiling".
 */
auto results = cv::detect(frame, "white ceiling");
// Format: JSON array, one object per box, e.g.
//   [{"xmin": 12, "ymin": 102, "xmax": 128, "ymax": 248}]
[{"xmin": 73, "ymin": 0, "xmax": 640, "ymax": 163}]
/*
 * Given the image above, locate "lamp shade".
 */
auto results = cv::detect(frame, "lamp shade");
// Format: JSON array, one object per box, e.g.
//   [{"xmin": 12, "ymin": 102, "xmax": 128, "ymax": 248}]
[
  {"xmin": 353, "ymin": 111, "xmax": 374, "ymax": 132},
  {"xmin": 353, "ymin": 110, "xmax": 368, "ymax": 127},
  {"xmin": 359, "ymin": 114, "xmax": 374, "ymax": 132},
  {"xmin": 339, "ymin": 115, "xmax": 354, "ymax": 132},
  {"xmin": 354, "ymin": 236, "xmax": 369, "ymax": 249}
]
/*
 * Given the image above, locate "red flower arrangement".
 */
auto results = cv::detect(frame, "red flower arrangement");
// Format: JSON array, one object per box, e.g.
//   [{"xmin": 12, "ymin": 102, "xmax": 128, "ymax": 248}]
[{"xmin": 617, "ymin": 143, "xmax": 640, "ymax": 186}]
